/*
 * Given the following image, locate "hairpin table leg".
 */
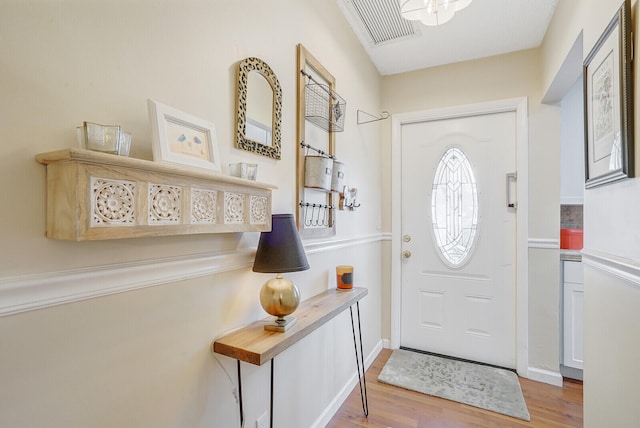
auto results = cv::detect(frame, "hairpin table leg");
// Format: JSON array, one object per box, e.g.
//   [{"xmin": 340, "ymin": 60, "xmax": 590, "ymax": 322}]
[
  {"xmin": 350, "ymin": 302, "xmax": 369, "ymax": 417},
  {"xmin": 270, "ymin": 359, "xmax": 274, "ymax": 428},
  {"xmin": 237, "ymin": 360, "xmax": 244, "ymax": 427}
]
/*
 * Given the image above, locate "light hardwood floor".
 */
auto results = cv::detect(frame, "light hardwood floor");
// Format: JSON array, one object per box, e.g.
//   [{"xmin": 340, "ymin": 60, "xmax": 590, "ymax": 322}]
[{"xmin": 327, "ymin": 349, "xmax": 583, "ymax": 428}]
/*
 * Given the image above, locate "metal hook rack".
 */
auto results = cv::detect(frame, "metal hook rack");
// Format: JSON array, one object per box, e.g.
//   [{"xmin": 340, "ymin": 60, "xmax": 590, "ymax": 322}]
[
  {"xmin": 299, "ymin": 202, "xmax": 335, "ymax": 227},
  {"xmin": 300, "ymin": 69, "xmax": 318, "ymax": 86},
  {"xmin": 300, "ymin": 141, "xmax": 336, "ymax": 159},
  {"xmin": 357, "ymin": 110, "xmax": 390, "ymax": 125}
]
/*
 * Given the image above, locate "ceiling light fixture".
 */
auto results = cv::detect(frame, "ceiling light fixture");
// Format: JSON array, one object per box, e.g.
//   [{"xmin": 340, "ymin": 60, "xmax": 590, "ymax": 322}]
[{"xmin": 399, "ymin": 0, "xmax": 472, "ymax": 26}]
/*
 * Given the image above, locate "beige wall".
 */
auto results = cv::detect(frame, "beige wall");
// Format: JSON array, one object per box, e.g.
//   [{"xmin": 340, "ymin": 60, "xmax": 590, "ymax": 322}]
[
  {"xmin": 542, "ymin": 0, "xmax": 640, "ymax": 426},
  {"xmin": 381, "ymin": 48, "xmax": 561, "ymax": 239},
  {"xmin": 380, "ymin": 49, "xmax": 562, "ymax": 371},
  {"xmin": 0, "ymin": 1, "xmax": 383, "ymax": 427},
  {"xmin": 8, "ymin": 0, "xmax": 640, "ymax": 425}
]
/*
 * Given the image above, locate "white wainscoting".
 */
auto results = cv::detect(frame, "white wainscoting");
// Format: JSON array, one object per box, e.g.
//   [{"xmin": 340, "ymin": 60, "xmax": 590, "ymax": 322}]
[
  {"xmin": 0, "ymin": 233, "xmax": 391, "ymax": 317},
  {"xmin": 311, "ymin": 339, "xmax": 383, "ymax": 428},
  {"xmin": 528, "ymin": 237, "xmax": 562, "ymax": 385}
]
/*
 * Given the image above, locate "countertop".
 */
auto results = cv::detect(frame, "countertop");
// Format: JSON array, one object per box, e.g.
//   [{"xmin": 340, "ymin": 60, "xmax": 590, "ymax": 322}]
[{"xmin": 560, "ymin": 249, "xmax": 582, "ymax": 262}]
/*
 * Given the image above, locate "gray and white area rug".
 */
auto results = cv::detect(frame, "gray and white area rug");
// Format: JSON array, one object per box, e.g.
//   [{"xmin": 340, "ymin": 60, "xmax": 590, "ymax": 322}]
[{"xmin": 378, "ymin": 349, "xmax": 531, "ymax": 421}]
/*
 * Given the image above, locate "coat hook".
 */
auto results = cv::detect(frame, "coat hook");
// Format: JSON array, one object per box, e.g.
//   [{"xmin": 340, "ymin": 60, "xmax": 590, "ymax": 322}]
[
  {"xmin": 357, "ymin": 110, "xmax": 390, "ymax": 125},
  {"xmin": 319, "ymin": 205, "xmax": 326, "ymax": 226}
]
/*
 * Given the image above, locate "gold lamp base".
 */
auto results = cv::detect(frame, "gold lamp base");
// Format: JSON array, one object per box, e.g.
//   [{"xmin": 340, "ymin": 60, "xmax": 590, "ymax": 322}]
[
  {"xmin": 260, "ymin": 274, "xmax": 300, "ymax": 333},
  {"xmin": 264, "ymin": 316, "xmax": 297, "ymax": 332}
]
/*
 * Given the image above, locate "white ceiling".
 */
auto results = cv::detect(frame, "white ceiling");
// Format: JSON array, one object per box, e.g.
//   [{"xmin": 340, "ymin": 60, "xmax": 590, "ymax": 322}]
[{"xmin": 338, "ymin": 0, "xmax": 559, "ymax": 76}]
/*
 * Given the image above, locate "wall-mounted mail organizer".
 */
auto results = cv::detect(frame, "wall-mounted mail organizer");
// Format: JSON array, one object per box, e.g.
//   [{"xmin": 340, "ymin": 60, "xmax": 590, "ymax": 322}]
[
  {"xmin": 300, "ymin": 142, "xmax": 340, "ymax": 227},
  {"xmin": 301, "ymin": 142, "xmax": 344, "ymax": 194},
  {"xmin": 301, "ymin": 70, "xmax": 346, "ymax": 133},
  {"xmin": 300, "ymin": 141, "xmax": 335, "ymax": 159},
  {"xmin": 299, "ymin": 202, "xmax": 335, "ymax": 227},
  {"xmin": 297, "ymin": 44, "xmax": 339, "ymax": 238}
]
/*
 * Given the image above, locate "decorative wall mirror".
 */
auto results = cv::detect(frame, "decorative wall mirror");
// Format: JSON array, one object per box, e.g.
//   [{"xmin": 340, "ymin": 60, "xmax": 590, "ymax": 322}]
[
  {"xmin": 235, "ymin": 57, "xmax": 282, "ymax": 159},
  {"xmin": 296, "ymin": 44, "xmax": 337, "ymax": 238}
]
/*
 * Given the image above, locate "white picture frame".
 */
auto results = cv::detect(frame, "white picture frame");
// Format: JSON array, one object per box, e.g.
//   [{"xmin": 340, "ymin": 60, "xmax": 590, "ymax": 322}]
[{"xmin": 148, "ymin": 99, "xmax": 222, "ymax": 173}]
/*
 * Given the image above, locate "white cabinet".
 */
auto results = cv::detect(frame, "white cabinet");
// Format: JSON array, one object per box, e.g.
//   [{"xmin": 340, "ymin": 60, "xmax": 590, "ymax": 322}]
[{"xmin": 563, "ymin": 260, "xmax": 584, "ymax": 369}]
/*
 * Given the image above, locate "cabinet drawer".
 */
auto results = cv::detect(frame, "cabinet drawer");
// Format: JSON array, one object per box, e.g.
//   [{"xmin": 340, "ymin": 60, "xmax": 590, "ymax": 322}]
[{"xmin": 564, "ymin": 261, "xmax": 583, "ymax": 284}]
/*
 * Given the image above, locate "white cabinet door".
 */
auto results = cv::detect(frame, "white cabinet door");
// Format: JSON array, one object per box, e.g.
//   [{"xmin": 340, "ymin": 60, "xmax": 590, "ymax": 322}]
[{"xmin": 563, "ymin": 260, "xmax": 584, "ymax": 369}]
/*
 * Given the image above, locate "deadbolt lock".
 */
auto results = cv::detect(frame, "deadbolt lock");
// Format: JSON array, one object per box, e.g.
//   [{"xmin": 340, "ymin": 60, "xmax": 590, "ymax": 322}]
[{"xmin": 403, "ymin": 235, "xmax": 411, "ymax": 243}]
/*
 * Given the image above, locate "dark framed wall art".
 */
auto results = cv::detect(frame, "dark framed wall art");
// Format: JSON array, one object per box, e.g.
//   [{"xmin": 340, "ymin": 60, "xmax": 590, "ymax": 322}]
[{"xmin": 583, "ymin": 0, "xmax": 634, "ymax": 188}]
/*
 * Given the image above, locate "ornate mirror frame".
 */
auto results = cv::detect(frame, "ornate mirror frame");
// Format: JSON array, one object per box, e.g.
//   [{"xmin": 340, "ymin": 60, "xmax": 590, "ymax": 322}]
[{"xmin": 235, "ymin": 57, "xmax": 282, "ymax": 160}]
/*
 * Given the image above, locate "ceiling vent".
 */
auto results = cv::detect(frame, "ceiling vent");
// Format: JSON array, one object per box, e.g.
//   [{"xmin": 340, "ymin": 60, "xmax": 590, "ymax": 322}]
[{"xmin": 340, "ymin": 0, "xmax": 420, "ymax": 46}]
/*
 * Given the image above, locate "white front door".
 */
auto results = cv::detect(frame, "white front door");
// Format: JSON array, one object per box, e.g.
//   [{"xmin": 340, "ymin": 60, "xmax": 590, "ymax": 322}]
[{"xmin": 400, "ymin": 111, "xmax": 517, "ymax": 368}]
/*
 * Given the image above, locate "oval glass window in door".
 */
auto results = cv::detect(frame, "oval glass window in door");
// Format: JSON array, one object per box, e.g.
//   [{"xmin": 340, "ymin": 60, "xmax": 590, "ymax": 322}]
[{"xmin": 431, "ymin": 147, "xmax": 479, "ymax": 267}]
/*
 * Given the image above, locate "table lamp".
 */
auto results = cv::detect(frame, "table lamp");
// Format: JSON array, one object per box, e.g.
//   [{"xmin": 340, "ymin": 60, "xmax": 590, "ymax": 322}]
[{"xmin": 253, "ymin": 214, "xmax": 309, "ymax": 332}]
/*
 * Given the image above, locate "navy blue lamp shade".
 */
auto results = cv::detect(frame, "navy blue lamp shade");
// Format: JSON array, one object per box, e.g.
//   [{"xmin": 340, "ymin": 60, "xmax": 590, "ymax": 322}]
[{"xmin": 252, "ymin": 214, "xmax": 309, "ymax": 332}]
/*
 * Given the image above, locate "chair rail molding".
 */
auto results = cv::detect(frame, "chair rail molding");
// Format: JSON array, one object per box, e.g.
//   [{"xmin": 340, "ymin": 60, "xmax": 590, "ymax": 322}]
[
  {"xmin": 528, "ymin": 237, "xmax": 560, "ymax": 249},
  {"xmin": 0, "ymin": 250, "xmax": 255, "ymax": 317},
  {"xmin": 304, "ymin": 232, "xmax": 391, "ymax": 254},
  {"xmin": 0, "ymin": 233, "xmax": 388, "ymax": 317},
  {"xmin": 582, "ymin": 249, "xmax": 640, "ymax": 288}
]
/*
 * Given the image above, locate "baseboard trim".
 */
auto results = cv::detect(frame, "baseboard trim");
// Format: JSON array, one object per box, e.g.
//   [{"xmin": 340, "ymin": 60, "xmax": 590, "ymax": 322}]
[
  {"xmin": 0, "ymin": 233, "xmax": 388, "ymax": 317},
  {"xmin": 560, "ymin": 364, "xmax": 583, "ymax": 381},
  {"xmin": 311, "ymin": 339, "xmax": 383, "ymax": 428},
  {"xmin": 526, "ymin": 366, "xmax": 563, "ymax": 386}
]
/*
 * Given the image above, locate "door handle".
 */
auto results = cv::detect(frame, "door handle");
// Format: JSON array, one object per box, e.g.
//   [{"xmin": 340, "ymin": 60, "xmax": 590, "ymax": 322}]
[
  {"xmin": 506, "ymin": 172, "xmax": 517, "ymax": 209},
  {"xmin": 402, "ymin": 250, "xmax": 412, "ymax": 259}
]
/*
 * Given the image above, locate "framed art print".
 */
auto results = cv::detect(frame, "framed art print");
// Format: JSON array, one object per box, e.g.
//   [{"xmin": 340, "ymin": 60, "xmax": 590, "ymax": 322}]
[
  {"xmin": 148, "ymin": 99, "xmax": 222, "ymax": 173},
  {"xmin": 583, "ymin": 0, "xmax": 633, "ymax": 188}
]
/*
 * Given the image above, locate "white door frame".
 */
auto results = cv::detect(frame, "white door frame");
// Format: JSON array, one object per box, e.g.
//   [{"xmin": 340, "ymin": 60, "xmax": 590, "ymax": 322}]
[{"xmin": 390, "ymin": 97, "xmax": 529, "ymax": 377}]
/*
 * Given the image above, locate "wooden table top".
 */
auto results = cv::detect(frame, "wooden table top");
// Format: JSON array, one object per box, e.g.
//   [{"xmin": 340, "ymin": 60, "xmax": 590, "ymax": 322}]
[{"xmin": 212, "ymin": 287, "xmax": 368, "ymax": 366}]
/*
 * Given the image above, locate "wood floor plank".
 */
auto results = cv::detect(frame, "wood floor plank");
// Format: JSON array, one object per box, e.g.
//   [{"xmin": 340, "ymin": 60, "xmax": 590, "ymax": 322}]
[{"xmin": 327, "ymin": 349, "xmax": 583, "ymax": 428}]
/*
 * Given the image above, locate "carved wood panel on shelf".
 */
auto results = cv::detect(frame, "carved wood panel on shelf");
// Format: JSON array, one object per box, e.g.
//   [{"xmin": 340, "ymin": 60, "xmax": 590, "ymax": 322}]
[{"xmin": 36, "ymin": 148, "xmax": 275, "ymax": 240}]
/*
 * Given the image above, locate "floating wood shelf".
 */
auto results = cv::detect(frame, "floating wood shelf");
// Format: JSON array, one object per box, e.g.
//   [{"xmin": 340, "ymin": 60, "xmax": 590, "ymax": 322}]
[
  {"xmin": 213, "ymin": 287, "xmax": 368, "ymax": 366},
  {"xmin": 36, "ymin": 148, "xmax": 275, "ymax": 240}
]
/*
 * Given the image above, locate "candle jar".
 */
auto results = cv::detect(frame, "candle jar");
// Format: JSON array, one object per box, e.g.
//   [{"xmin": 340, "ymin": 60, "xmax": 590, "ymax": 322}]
[
  {"xmin": 229, "ymin": 162, "xmax": 258, "ymax": 180},
  {"xmin": 118, "ymin": 132, "xmax": 132, "ymax": 156},
  {"xmin": 336, "ymin": 265, "xmax": 354, "ymax": 290},
  {"xmin": 84, "ymin": 121, "xmax": 121, "ymax": 154}
]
